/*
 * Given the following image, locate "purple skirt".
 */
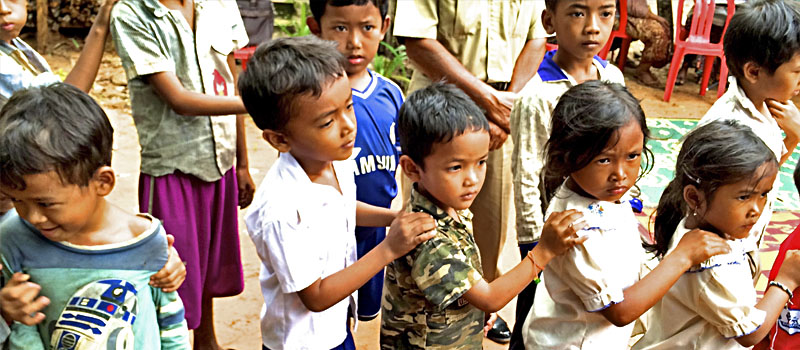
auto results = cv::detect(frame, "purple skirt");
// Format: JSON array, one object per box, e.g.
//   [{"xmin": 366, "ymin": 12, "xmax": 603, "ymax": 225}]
[{"xmin": 139, "ymin": 170, "xmax": 244, "ymax": 329}]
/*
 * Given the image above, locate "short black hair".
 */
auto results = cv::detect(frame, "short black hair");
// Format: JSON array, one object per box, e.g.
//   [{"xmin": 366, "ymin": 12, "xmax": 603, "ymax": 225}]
[
  {"xmin": 542, "ymin": 81, "xmax": 653, "ymax": 204},
  {"xmin": 398, "ymin": 82, "xmax": 490, "ymax": 169},
  {"xmin": 238, "ymin": 36, "xmax": 346, "ymax": 131},
  {"xmin": 0, "ymin": 83, "xmax": 113, "ymax": 190},
  {"xmin": 309, "ymin": 0, "xmax": 388, "ymax": 24},
  {"xmin": 545, "ymin": 0, "xmax": 558, "ymax": 10},
  {"xmin": 725, "ymin": 0, "xmax": 800, "ymax": 80}
]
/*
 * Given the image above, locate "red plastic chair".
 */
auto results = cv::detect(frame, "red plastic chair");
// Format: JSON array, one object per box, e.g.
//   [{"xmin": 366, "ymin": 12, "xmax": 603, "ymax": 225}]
[
  {"xmin": 663, "ymin": 0, "xmax": 735, "ymax": 102},
  {"xmin": 599, "ymin": 0, "xmax": 632, "ymax": 68},
  {"xmin": 234, "ymin": 46, "xmax": 257, "ymax": 70}
]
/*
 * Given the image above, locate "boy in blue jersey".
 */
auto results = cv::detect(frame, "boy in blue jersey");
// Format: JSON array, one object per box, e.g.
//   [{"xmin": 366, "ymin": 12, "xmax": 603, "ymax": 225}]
[
  {"xmin": 0, "ymin": 84, "xmax": 190, "ymax": 349},
  {"xmin": 309, "ymin": 0, "xmax": 405, "ymax": 321}
]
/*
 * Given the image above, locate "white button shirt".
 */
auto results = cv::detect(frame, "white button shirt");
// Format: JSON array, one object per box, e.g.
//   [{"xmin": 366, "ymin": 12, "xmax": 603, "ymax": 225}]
[{"xmin": 245, "ymin": 153, "xmax": 358, "ymax": 350}]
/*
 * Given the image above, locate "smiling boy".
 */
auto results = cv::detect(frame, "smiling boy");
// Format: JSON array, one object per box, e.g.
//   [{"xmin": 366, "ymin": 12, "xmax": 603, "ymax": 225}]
[{"xmin": 308, "ymin": 0, "xmax": 406, "ymax": 321}]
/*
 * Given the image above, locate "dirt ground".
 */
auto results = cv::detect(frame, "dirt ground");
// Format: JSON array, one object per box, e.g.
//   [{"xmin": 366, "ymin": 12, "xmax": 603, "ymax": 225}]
[{"xmin": 26, "ymin": 27, "xmax": 739, "ymax": 349}]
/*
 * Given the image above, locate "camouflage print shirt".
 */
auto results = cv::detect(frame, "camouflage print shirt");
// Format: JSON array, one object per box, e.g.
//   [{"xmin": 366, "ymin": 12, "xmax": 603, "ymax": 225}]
[{"xmin": 380, "ymin": 187, "xmax": 484, "ymax": 349}]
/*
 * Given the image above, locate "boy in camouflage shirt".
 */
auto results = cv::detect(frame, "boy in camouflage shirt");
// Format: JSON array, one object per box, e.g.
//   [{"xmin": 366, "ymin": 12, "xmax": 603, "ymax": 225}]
[{"xmin": 381, "ymin": 83, "xmax": 588, "ymax": 349}]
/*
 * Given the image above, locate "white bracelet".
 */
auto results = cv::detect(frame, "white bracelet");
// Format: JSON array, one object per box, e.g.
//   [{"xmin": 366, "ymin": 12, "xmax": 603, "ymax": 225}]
[{"xmin": 770, "ymin": 281, "xmax": 795, "ymax": 305}]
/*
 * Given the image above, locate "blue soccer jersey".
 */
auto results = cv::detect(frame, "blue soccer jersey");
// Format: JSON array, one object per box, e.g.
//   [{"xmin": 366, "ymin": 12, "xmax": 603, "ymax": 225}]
[{"xmin": 351, "ymin": 70, "xmax": 404, "ymax": 320}]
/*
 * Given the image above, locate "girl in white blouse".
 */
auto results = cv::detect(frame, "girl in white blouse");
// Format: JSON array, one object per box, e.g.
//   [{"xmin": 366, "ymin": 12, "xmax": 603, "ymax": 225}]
[
  {"xmin": 633, "ymin": 120, "xmax": 800, "ymax": 349},
  {"xmin": 524, "ymin": 81, "xmax": 730, "ymax": 349}
]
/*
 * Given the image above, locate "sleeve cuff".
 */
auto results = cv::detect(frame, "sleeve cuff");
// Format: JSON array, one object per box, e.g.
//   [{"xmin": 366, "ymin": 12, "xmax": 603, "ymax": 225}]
[
  {"xmin": 583, "ymin": 288, "xmax": 625, "ymax": 312},
  {"xmin": 718, "ymin": 308, "xmax": 766, "ymax": 339},
  {"xmin": 127, "ymin": 61, "xmax": 176, "ymax": 79}
]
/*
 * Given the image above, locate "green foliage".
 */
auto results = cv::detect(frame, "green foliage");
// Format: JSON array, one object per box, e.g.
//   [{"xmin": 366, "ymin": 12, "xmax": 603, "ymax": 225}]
[
  {"xmin": 372, "ymin": 41, "xmax": 411, "ymax": 90},
  {"xmin": 276, "ymin": 2, "xmax": 311, "ymax": 37}
]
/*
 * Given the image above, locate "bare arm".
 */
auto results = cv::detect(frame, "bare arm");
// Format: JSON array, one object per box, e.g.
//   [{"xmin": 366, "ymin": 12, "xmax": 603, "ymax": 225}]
[
  {"xmin": 63, "ymin": 0, "xmax": 117, "ymax": 92},
  {"xmin": 297, "ymin": 212, "xmax": 436, "ymax": 312},
  {"xmin": 599, "ymin": 229, "xmax": 731, "ymax": 326},
  {"xmin": 508, "ymin": 38, "xmax": 548, "ymax": 93},
  {"xmin": 463, "ymin": 210, "xmax": 588, "ymax": 312},
  {"xmin": 145, "ymin": 71, "xmax": 247, "ymax": 116},
  {"xmin": 356, "ymin": 201, "xmax": 398, "ymax": 227},
  {"xmin": 226, "ymin": 54, "xmax": 255, "ymax": 207}
]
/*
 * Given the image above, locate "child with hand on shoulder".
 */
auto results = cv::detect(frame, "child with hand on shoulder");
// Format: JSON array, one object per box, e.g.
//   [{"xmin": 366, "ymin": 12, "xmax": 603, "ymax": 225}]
[
  {"xmin": 308, "ymin": 0, "xmax": 405, "ymax": 322},
  {"xmin": 0, "ymin": 83, "xmax": 190, "ymax": 349},
  {"xmin": 380, "ymin": 82, "xmax": 587, "ymax": 350},
  {"xmin": 238, "ymin": 36, "xmax": 436, "ymax": 350},
  {"xmin": 633, "ymin": 120, "xmax": 800, "ymax": 349},
  {"xmin": 524, "ymin": 81, "xmax": 730, "ymax": 349}
]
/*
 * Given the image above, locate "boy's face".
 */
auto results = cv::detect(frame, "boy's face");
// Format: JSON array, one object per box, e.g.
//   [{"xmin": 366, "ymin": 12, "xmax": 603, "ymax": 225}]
[
  {"xmin": 755, "ymin": 53, "xmax": 800, "ymax": 102},
  {"xmin": 1, "ymin": 170, "xmax": 107, "ymax": 243},
  {"xmin": 268, "ymin": 74, "xmax": 357, "ymax": 164},
  {"xmin": 0, "ymin": 0, "xmax": 27, "ymax": 44},
  {"xmin": 310, "ymin": 2, "xmax": 389, "ymax": 77},
  {"xmin": 411, "ymin": 129, "xmax": 490, "ymax": 214},
  {"xmin": 543, "ymin": 0, "xmax": 616, "ymax": 61}
]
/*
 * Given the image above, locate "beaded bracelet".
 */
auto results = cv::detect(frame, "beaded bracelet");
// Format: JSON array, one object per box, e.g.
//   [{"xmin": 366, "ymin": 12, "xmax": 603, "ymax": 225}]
[
  {"xmin": 769, "ymin": 280, "xmax": 795, "ymax": 305},
  {"xmin": 526, "ymin": 249, "xmax": 544, "ymax": 284}
]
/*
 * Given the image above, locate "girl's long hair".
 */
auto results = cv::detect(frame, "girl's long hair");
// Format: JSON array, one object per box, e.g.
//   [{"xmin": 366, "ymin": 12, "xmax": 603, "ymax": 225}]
[
  {"xmin": 648, "ymin": 120, "xmax": 777, "ymax": 258},
  {"xmin": 541, "ymin": 81, "xmax": 653, "ymax": 207}
]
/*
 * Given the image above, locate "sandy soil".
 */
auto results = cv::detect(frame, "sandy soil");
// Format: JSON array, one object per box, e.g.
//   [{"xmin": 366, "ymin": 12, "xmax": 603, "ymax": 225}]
[{"xmin": 27, "ymin": 27, "xmax": 745, "ymax": 349}]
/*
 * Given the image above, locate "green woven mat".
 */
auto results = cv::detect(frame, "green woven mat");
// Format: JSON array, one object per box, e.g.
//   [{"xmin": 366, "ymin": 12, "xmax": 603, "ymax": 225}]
[{"xmin": 639, "ymin": 119, "xmax": 800, "ymax": 210}]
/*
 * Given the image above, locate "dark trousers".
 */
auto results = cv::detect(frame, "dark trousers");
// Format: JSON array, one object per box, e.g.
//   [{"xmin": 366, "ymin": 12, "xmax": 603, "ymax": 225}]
[{"xmin": 509, "ymin": 242, "xmax": 539, "ymax": 350}]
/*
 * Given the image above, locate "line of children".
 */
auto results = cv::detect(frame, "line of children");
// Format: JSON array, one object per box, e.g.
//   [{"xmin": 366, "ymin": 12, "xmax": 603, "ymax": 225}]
[
  {"xmin": 308, "ymin": 0, "xmax": 405, "ymax": 322},
  {"xmin": 238, "ymin": 35, "xmax": 436, "ymax": 350},
  {"xmin": 0, "ymin": 83, "xmax": 190, "ymax": 349},
  {"xmin": 523, "ymin": 80, "xmax": 730, "ymax": 349},
  {"xmin": 379, "ymin": 82, "xmax": 589, "ymax": 349}
]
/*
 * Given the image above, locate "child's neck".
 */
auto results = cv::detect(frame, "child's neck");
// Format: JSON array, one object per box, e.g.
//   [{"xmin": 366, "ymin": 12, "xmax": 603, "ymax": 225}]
[
  {"xmin": 293, "ymin": 154, "xmax": 342, "ymax": 194},
  {"xmin": 416, "ymin": 185, "xmax": 460, "ymax": 222},
  {"xmin": 553, "ymin": 50, "xmax": 599, "ymax": 84},
  {"xmin": 738, "ymin": 80, "xmax": 772, "ymax": 118},
  {"xmin": 67, "ymin": 201, "xmax": 151, "ymax": 246},
  {"xmin": 349, "ymin": 69, "xmax": 371, "ymax": 91}
]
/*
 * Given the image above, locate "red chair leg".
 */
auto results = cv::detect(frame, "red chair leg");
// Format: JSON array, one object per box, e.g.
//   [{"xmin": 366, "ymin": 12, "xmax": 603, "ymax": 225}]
[
  {"xmin": 717, "ymin": 56, "xmax": 728, "ymax": 98},
  {"xmin": 700, "ymin": 55, "xmax": 715, "ymax": 96},
  {"xmin": 663, "ymin": 47, "xmax": 686, "ymax": 102}
]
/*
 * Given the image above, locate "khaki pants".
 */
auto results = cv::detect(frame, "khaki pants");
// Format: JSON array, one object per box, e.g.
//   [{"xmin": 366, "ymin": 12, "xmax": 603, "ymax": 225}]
[{"xmin": 401, "ymin": 140, "xmax": 515, "ymax": 281}]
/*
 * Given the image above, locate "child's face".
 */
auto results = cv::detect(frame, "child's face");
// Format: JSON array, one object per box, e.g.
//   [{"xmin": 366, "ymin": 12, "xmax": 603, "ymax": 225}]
[
  {"xmin": 696, "ymin": 162, "xmax": 777, "ymax": 240},
  {"xmin": 754, "ymin": 53, "xmax": 800, "ymax": 103},
  {"xmin": 413, "ymin": 129, "xmax": 490, "ymax": 214},
  {"xmin": 568, "ymin": 120, "xmax": 643, "ymax": 202},
  {"xmin": 0, "ymin": 171, "xmax": 105, "ymax": 243},
  {"xmin": 271, "ymin": 74, "xmax": 357, "ymax": 163},
  {"xmin": 312, "ymin": 2, "xmax": 389, "ymax": 77},
  {"xmin": 0, "ymin": 0, "xmax": 27, "ymax": 44},
  {"xmin": 543, "ymin": 0, "xmax": 616, "ymax": 61}
]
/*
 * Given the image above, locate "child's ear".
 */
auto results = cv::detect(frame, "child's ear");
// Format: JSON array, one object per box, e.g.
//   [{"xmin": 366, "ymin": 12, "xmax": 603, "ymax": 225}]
[
  {"xmin": 742, "ymin": 61, "xmax": 762, "ymax": 85},
  {"xmin": 262, "ymin": 129, "xmax": 291, "ymax": 153},
  {"xmin": 92, "ymin": 166, "xmax": 116, "ymax": 196},
  {"xmin": 307, "ymin": 16, "xmax": 322, "ymax": 36},
  {"xmin": 399, "ymin": 155, "xmax": 422, "ymax": 182},
  {"xmin": 683, "ymin": 184, "xmax": 706, "ymax": 216},
  {"xmin": 380, "ymin": 16, "xmax": 391, "ymax": 37},
  {"xmin": 542, "ymin": 9, "xmax": 556, "ymax": 35}
]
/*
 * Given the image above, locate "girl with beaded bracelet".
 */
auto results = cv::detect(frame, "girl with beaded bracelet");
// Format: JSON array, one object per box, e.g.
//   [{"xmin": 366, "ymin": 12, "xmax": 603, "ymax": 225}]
[
  {"xmin": 632, "ymin": 120, "xmax": 800, "ymax": 350},
  {"xmin": 524, "ymin": 81, "xmax": 731, "ymax": 350}
]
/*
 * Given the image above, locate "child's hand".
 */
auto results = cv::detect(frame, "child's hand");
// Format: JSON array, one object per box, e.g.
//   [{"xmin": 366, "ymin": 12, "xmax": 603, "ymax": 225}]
[
  {"xmin": 767, "ymin": 99, "xmax": 800, "ymax": 140},
  {"xmin": 1, "ymin": 272, "xmax": 49, "ymax": 326},
  {"xmin": 149, "ymin": 234, "xmax": 187, "ymax": 292},
  {"xmin": 776, "ymin": 250, "xmax": 800, "ymax": 291},
  {"xmin": 673, "ymin": 229, "xmax": 730, "ymax": 267},
  {"xmin": 382, "ymin": 211, "xmax": 437, "ymax": 259},
  {"xmin": 483, "ymin": 312, "xmax": 497, "ymax": 336},
  {"xmin": 237, "ymin": 167, "xmax": 256, "ymax": 208},
  {"xmin": 535, "ymin": 209, "xmax": 589, "ymax": 266}
]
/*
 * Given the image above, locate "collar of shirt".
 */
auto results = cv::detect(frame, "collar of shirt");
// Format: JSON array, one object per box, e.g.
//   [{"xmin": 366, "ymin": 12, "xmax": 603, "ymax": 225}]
[
  {"xmin": 726, "ymin": 76, "xmax": 774, "ymax": 125},
  {"xmin": 537, "ymin": 50, "xmax": 609, "ymax": 83},
  {"xmin": 407, "ymin": 184, "xmax": 471, "ymax": 230}
]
